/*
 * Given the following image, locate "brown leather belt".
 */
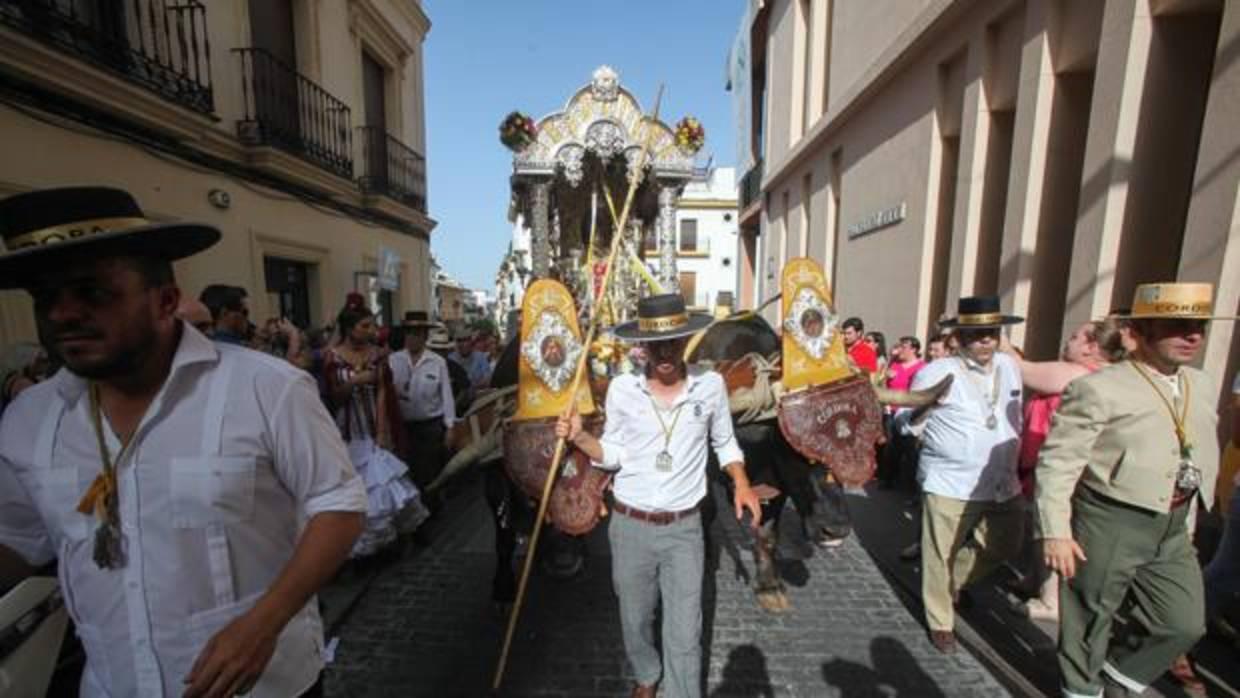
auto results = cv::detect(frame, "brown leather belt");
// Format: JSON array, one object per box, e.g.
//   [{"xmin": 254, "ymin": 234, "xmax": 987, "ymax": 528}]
[{"xmin": 611, "ymin": 500, "xmax": 699, "ymax": 526}]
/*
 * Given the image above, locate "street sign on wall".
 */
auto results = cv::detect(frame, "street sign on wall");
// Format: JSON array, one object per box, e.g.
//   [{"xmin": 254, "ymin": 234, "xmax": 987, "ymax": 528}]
[{"xmin": 378, "ymin": 247, "xmax": 401, "ymax": 290}]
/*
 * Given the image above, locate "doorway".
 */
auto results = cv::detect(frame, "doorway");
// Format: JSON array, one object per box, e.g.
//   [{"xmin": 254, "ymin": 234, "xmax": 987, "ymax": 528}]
[{"xmin": 264, "ymin": 256, "xmax": 312, "ymax": 329}]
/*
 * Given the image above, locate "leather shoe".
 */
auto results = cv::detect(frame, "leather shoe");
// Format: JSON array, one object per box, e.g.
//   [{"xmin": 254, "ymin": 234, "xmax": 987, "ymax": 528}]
[
  {"xmin": 929, "ymin": 629, "xmax": 956, "ymax": 653},
  {"xmin": 630, "ymin": 684, "xmax": 656, "ymax": 698},
  {"xmin": 1168, "ymin": 654, "xmax": 1206, "ymax": 695}
]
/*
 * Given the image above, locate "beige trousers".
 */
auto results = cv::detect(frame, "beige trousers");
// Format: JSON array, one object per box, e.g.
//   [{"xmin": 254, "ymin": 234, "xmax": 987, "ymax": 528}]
[{"xmin": 921, "ymin": 492, "xmax": 1024, "ymax": 631}]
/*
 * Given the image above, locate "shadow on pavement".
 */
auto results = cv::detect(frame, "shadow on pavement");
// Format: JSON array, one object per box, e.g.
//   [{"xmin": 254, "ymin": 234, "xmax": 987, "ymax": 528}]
[
  {"xmin": 820, "ymin": 636, "xmax": 948, "ymax": 698},
  {"xmin": 846, "ymin": 484, "xmax": 1240, "ymax": 698},
  {"xmin": 710, "ymin": 645, "xmax": 775, "ymax": 698}
]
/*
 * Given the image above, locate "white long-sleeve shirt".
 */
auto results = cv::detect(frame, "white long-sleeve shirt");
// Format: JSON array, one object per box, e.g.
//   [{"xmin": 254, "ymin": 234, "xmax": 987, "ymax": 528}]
[
  {"xmin": 389, "ymin": 349, "xmax": 455, "ymax": 428},
  {"xmin": 0, "ymin": 327, "xmax": 367, "ymax": 697},
  {"xmin": 895, "ymin": 353, "xmax": 1023, "ymax": 502},
  {"xmin": 595, "ymin": 367, "xmax": 745, "ymax": 512}
]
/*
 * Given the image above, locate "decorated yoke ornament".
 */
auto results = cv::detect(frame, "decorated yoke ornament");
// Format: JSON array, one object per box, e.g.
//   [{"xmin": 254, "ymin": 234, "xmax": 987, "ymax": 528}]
[
  {"xmin": 783, "ymin": 287, "xmax": 837, "ymax": 360},
  {"xmin": 520, "ymin": 310, "xmax": 584, "ymax": 393}
]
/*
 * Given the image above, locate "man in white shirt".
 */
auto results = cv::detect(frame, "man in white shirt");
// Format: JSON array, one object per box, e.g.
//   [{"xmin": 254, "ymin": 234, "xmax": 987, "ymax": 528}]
[
  {"xmin": 0, "ymin": 187, "xmax": 366, "ymax": 698},
  {"xmin": 558, "ymin": 294, "xmax": 761, "ymax": 698},
  {"xmin": 895, "ymin": 295, "xmax": 1025, "ymax": 654},
  {"xmin": 389, "ymin": 311, "xmax": 455, "ymax": 489}
]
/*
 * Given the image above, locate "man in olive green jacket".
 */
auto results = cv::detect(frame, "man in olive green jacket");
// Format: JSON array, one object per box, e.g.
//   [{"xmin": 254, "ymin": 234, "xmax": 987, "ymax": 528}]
[{"xmin": 1036, "ymin": 282, "xmax": 1231, "ymax": 698}]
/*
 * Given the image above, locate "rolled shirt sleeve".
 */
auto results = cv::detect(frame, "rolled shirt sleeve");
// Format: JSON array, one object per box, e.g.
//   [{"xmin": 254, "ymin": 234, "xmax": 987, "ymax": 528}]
[
  {"xmin": 893, "ymin": 363, "xmax": 944, "ymax": 438},
  {"xmin": 388, "ymin": 352, "xmax": 410, "ymax": 395},
  {"xmin": 0, "ymin": 457, "xmax": 54, "ymax": 566},
  {"xmin": 440, "ymin": 360, "xmax": 456, "ymax": 429},
  {"xmin": 268, "ymin": 372, "xmax": 368, "ymax": 517},
  {"xmin": 596, "ymin": 383, "xmax": 627, "ymax": 471},
  {"xmin": 1035, "ymin": 377, "xmax": 1106, "ymax": 540},
  {"xmin": 708, "ymin": 373, "xmax": 744, "ymax": 467}
]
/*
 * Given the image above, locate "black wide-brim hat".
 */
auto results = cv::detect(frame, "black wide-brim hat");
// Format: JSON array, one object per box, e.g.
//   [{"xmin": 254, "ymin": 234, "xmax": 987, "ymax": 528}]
[
  {"xmin": 939, "ymin": 295, "xmax": 1024, "ymax": 328},
  {"xmin": 400, "ymin": 310, "xmax": 436, "ymax": 328},
  {"xmin": 0, "ymin": 186, "xmax": 220, "ymax": 289},
  {"xmin": 613, "ymin": 293, "xmax": 713, "ymax": 342}
]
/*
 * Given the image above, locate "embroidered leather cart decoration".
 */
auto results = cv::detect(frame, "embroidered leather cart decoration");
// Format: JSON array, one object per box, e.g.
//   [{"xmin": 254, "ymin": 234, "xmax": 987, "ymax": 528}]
[
  {"xmin": 775, "ymin": 258, "xmax": 884, "ymax": 488},
  {"xmin": 503, "ymin": 279, "xmax": 610, "ymax": 535}
]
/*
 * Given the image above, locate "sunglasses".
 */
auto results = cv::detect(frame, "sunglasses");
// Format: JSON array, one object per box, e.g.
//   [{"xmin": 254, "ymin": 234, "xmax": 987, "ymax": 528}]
[{"xmin": 956, "ymin": 328, "xmax": 1000, "ymax": 341}]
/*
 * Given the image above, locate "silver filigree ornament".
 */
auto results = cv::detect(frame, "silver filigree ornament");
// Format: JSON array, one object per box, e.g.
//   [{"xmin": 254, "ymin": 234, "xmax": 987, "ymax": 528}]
[
  {"xmin": 556, "ymin": 144, "xmax": 586, "ymax": 188},
  {"xmin": 783, "ymin": 287, "xmax": 837, "ymax": 359},
  {"xmin": 591, "ymin": 65, "xmax": 620, "ymax": 102},
  {"xmin": 521, "ymin": 310, "xmax": 584, "ymax": 393},
  {"xmin": 585, "ymin": 120, "xmax": 627, "ymax": 162}
]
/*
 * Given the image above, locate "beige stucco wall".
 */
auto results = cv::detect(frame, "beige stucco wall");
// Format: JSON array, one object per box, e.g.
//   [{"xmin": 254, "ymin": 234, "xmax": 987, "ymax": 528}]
[
  {"xmin": 0, "ymin": 0, "xmax": 435, "ymax": 345},
  {"xmin": 827, "ymin": 0, "xmax": 935, "ymax": 109},
  {"xmin": 0, "ymin": 106, "xmax": 430, "ymax": 345}
]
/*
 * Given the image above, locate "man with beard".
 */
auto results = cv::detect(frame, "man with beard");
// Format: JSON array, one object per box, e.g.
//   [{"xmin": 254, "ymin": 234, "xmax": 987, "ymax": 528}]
[
  {"xmin": 0, "ymin": 187, "xmax": 366, "ymax": 698},
  {"xmin": 895, "ymin": 296, "xmax": 1025, "ymax": 654},
  {"xmin": 557, "ymin": 294, "xmax": 761, "ymax": 698},
  {"xmin": 1037, "ymin": 283, "xmax": 1232, "ymax": 698}
]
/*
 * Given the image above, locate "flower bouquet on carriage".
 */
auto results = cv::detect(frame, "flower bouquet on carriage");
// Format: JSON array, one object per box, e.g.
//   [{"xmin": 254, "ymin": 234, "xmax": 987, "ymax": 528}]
[
  {"xmin": 674, "ymin": 116, "xmax": 706, "ymax": 154},
  {"xmin": 499, "ymin": 111, "xmax": 538, "ymax": 151}
]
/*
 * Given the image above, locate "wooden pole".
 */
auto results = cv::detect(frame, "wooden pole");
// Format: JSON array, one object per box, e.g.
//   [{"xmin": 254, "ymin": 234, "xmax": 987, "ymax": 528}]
[{"xmin": 492, "ymin": 86, "xmax": 665, "ymax": 692}]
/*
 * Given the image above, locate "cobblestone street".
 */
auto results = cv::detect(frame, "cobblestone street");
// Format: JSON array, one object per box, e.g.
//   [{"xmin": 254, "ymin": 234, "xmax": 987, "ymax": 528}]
[{"xmin": 323, "ymin": 476, "xmax": 1010, "ymax": 697}]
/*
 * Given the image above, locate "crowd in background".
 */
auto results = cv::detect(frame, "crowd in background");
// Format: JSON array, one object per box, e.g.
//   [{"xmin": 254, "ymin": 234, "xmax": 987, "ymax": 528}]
[{"xmin": 2, "ymin": 284, "xmax": 1236, "ymax": 692}]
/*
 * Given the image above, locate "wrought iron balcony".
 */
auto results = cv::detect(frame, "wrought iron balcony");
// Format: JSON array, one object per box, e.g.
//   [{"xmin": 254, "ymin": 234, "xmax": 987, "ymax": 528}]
[
  {"xmin": 234, "ymin": 47, "xmax": 352, "ymax": 179},
  {"xmin": 357, "ymin": 126, "xmax": 427, "ymax": 213},
  {"xmin": 739, "ymin": 158, "xmax": 763, "ymax": 212},
  {"xmin": 0, "ymin": 0, "xmax": 213, "ymax": 114}
]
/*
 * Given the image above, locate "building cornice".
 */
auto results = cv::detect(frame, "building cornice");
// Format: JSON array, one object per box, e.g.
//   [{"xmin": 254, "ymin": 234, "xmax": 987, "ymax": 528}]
[
  {"xmin": 349, "ymin": 0, "xmax": 416, "ymax": 66},
  {"xmin": 361, "ymin": 193, "xmax": 436, "ymax": 238},
  {"xmin": 679, "ymin": 198, "xmax": 739, "ymax": 210},
  {"xmin": 760, "ymin": 0, "xmax": 965, "ymax": 193},
  {"xmin": 0, "ymin": 28, "xmax": 218, "ymax": 142},
  {"xmin": 398, "ymin": 1, "xmax": 433, "ymax": 37}
]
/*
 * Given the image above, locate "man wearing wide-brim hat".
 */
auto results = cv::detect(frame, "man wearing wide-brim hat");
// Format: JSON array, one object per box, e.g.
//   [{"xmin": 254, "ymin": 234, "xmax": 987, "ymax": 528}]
[
  {"xmin": 1036, "ymin": 282, "xmax": 1235, "ymax": 698},
  {"xmin": 556, "ymin": 294, "xmax": 761, "ymax": 698},
  {"xmin": 388, "ymin": 311, "xmax": 455, "ymax": 489},
  {"xmin": 894, "ymin": 295, "xmax": 1027, "ymax": 654},
  {"xmin": 0, "ymin": 187, "xmax": 367, "ymax": 697}
]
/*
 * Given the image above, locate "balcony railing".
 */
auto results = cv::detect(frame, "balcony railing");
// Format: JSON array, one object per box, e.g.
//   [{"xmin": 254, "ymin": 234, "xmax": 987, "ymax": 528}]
[
  {"xmin": 739, "ymin": 158, "xmax": 763, "ymax": 212},
  {"xmin": 0, "ymin": 0, "xmax": 213, "ymax": 113},
  {"xmin": 234, "ymin": 47, "xmax": 352, "ymax": 179},
  {"xmin": 357, "ymin": 126, "xmax": 427, "ymax": 213}
]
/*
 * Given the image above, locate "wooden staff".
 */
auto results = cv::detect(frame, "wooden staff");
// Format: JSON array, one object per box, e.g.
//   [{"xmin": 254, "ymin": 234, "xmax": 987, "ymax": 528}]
[{"xmin": 492, "ymin": 85, "xmax": 665, "ymax": 692}]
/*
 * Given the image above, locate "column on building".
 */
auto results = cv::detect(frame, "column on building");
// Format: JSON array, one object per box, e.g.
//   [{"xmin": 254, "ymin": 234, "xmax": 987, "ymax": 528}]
[
  {"xmin": 1181, "ymin": 0, "xmax": 1240, "ymax": 400},
  {"xmin": 998, "ymin": 0, "xmax": 1100, "ymax": 358},
  {"xmin": 656, "ymin": 181, "xmax": 680, "ymax": 293},
  {"xmin": 528, "ymin": 177, "xmax": 553, "ymax": 278},
  {"xmin": 1064, "ymin": 0, "xmax": 1154, "ymax": 329}
]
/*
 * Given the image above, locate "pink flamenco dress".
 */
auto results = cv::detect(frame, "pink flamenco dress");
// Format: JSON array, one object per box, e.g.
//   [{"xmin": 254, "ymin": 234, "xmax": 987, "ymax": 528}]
[{"xmin": 325, "ymin": 347, "xmax": 429, "ymax": 557}]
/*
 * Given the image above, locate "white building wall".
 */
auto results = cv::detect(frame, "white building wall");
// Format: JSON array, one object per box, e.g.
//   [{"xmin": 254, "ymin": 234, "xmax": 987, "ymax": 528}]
[{"xmin": 675, "ymin": 168, "xmax": 740, "ymax": 310}]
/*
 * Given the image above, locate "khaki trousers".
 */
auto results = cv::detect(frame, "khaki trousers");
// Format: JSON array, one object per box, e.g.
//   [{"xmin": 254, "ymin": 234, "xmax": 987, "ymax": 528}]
[
  {"xmin": 921, "ymin": 492, "xmax": 1024, "ymax": 631},
  {"xmin": 1058, "ymin": 486, "xmax": 1204, "ymax": 697}
]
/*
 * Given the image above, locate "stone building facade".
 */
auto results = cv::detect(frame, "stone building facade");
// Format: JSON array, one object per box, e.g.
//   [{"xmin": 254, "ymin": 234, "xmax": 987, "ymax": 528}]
[{"xmin": 734, "ymin": 0, "xmax": 1239, "ymax": 413}]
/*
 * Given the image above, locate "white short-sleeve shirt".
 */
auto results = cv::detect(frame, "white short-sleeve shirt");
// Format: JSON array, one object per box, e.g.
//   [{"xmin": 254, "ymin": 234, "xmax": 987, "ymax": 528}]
[
  {"xmin": 0, "ymin": 327, "xmax": 367, "ymax": 697},
  {"xmin": 897, "ymin": 353, "xmax": 1024, "ymax": 502}
]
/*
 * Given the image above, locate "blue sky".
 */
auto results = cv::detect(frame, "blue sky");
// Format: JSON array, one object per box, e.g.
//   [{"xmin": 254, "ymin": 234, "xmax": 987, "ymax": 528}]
[{"xmin": 423, "ymin": 0, "xmax": 744, "ymax": 290}]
